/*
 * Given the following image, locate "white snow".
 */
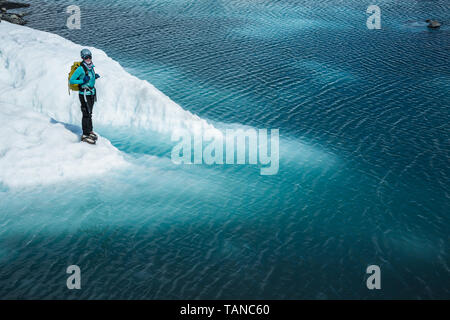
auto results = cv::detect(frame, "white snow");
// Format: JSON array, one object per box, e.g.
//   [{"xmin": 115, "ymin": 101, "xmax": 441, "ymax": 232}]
[
  {"xmin": 0, "ymin": 22, "xmax": 215, "ymax": 188},
  {"xmin": 0, "ymin": 21, "xmax": 213, "ymax": 135},
  {"xmin": 0, "ymin": 101, "xmax": 128, "ymax": 188}
]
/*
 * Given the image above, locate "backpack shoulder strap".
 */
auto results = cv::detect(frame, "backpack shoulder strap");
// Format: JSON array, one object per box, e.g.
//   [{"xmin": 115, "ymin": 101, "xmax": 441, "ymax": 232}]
[
  {"xmin": 78, "ymin": 62, "xmax": 89, "ymax": 91},
  {"xmin": 80, "ymin": 62, "xmax": 88, "ymax": 75}
]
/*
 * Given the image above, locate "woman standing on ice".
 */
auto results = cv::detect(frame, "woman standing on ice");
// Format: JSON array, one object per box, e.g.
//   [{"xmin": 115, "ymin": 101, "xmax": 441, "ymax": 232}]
[{"xmin": 69, "ymin": 49, "xmax": 100, "ymax": 144}]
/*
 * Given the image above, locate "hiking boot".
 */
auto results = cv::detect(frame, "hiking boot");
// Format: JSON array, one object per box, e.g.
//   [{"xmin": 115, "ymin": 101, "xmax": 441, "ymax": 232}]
[
  {"xmin": 89, "ymin": 131, "xmax": 98, "ymax": 141},
  {"xmin": 81, "ymin": 134, "xmax": 96, "ymax": 144}
]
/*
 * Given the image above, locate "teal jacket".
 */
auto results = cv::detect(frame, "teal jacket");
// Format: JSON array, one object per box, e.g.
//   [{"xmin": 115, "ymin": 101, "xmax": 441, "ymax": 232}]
[{"xmin": 69, "ymin": 62, "xmax": 96, "ymax": 95}]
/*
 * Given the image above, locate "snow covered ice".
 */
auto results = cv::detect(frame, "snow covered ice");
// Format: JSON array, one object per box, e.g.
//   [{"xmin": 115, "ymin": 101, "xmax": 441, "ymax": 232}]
[
  {"xmin": 0, "ymin": 102, "xmax": 128, "ymax": 188},
  {"xmin": 0, "ymin": 21, "xmax": 215, "ymax": 188}
]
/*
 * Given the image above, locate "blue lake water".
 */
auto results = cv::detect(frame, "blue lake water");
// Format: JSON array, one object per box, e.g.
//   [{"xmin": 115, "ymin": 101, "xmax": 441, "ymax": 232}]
[{"xmin": 0, "ymin": 0, "xmax": 449, "ymax": 299}]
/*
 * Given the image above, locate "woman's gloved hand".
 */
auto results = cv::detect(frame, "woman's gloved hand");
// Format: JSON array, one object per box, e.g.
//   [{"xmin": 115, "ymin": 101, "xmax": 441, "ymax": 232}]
[
  {"xmin": 95, "ymin": 74, "xmax": 100, "ymax": 79},
  {"xmin": 82, "ymin": 75, "xmax": 90, "ymax": 84}
]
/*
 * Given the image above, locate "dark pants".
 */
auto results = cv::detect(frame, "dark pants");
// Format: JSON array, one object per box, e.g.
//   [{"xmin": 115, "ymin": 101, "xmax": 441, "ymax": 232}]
[{"xmin": 79, "ymin": 93, "xmax": 96, "ymax": 135}]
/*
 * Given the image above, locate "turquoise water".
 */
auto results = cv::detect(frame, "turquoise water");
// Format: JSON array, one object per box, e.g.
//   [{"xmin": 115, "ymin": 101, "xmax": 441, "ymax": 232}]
[{"xmin": 1, "ymin": 0, "xmax": 449, "ymax": 299}]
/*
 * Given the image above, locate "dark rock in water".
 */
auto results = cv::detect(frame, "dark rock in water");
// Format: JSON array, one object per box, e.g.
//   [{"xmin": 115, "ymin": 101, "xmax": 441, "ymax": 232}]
[
  {"xmin": 426, "ymin": 19, "xmax": 441, "ymax": 29},
  {"xmin": 1, "ymin": 12, "xmax": 26, "ymax": 25},
  {"xmin": 0, "ymin": 1, "xmax": 29, "ymax": 25},
  {"xmin": 0, "ymin": 1, "xmax": 30, "ymax": 10}
]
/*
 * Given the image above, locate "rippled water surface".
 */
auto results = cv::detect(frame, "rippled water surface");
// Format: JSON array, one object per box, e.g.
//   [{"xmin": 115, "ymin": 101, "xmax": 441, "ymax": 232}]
[{"xmin": 1, "ymin": 0, "xmax": 449, "ymax": 299}]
